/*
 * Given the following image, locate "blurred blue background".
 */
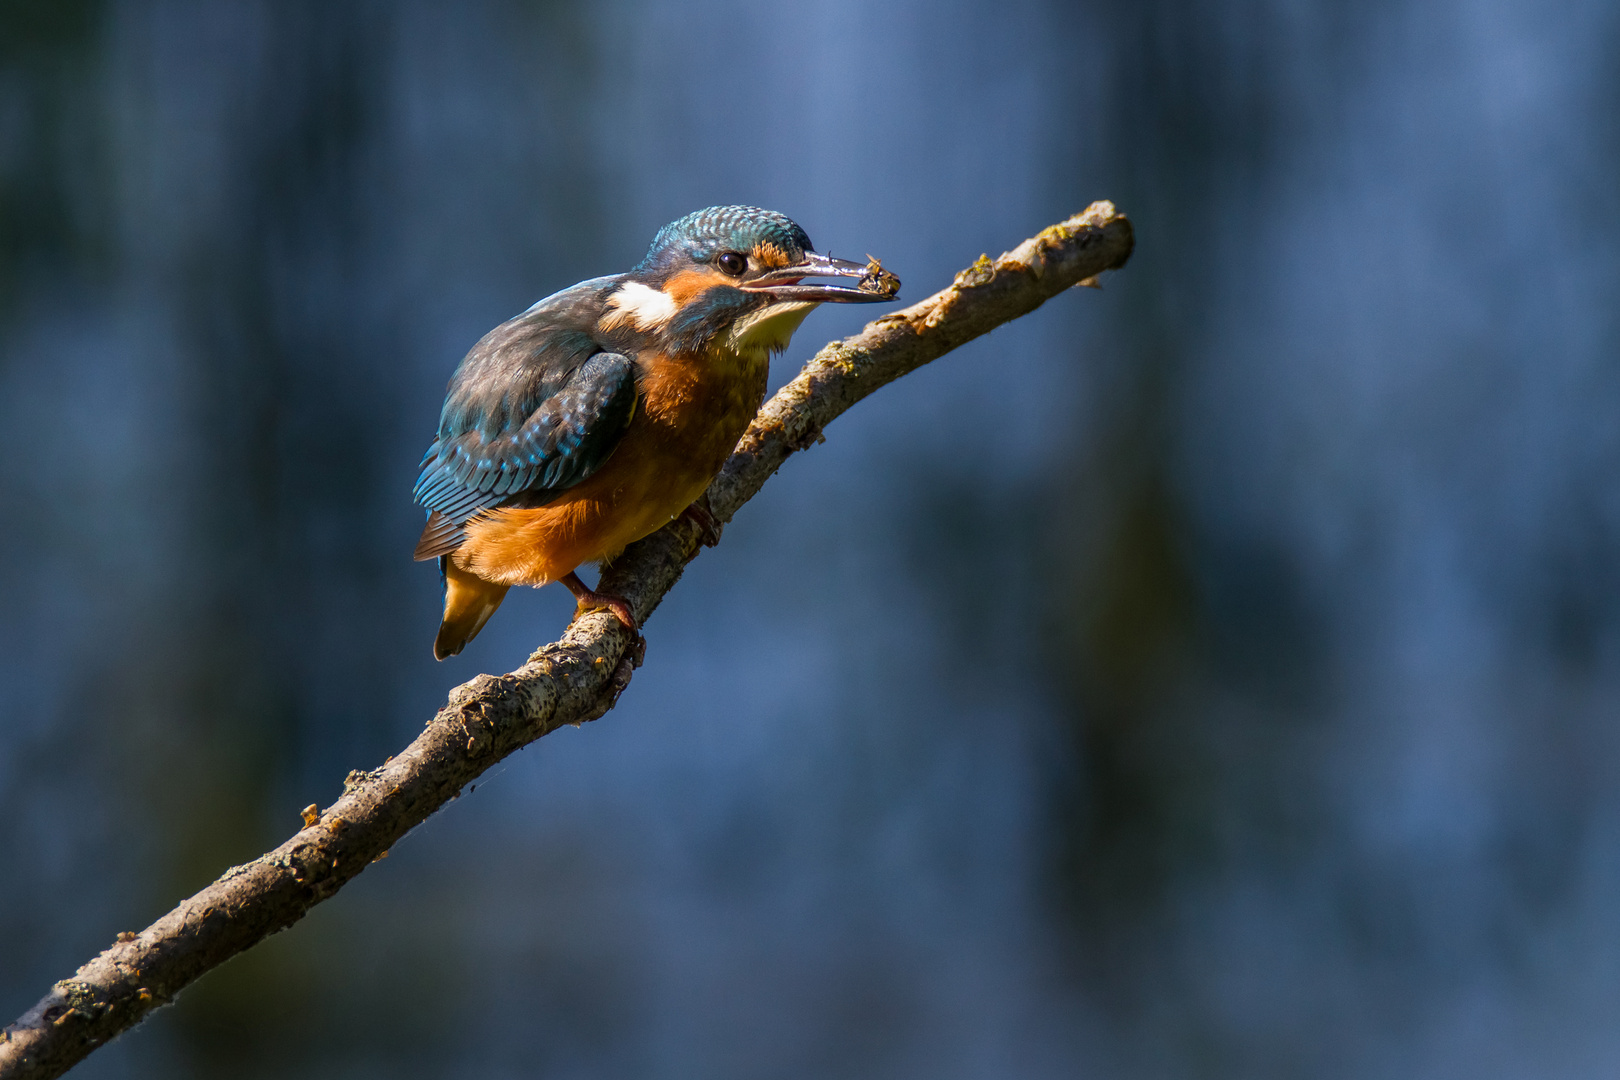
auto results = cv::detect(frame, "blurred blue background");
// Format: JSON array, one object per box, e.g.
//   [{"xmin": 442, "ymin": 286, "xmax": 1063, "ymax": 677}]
[{"xmin": 3, "ymin": 1, "xmax": 1619, "ymax": 1076}]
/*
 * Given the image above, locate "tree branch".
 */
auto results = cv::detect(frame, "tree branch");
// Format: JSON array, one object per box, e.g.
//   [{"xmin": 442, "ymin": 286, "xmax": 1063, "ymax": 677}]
[{"xmin": 0, "ymin": 203, "xmax": 1133, "ymax": 1079}]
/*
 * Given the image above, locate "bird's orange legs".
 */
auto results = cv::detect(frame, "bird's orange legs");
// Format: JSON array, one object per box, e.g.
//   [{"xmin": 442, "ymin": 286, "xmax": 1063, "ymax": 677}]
[{"xmin": 560, "ymin": 572, "xmax": 637, "ymax": 629}]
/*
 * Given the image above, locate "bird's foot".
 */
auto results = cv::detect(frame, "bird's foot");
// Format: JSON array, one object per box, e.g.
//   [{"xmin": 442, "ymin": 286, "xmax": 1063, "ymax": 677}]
[
  {"xmin": 559, "ymin": 571, "xmax": 638, "ymax": 629},
  {"xmin": 680, "ymin": 497, "xmax": 722, "ymax": 548}
]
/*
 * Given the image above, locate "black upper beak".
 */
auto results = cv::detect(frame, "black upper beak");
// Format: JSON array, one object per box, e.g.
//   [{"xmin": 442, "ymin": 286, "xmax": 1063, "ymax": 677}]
[{"xmin": 739, "ymin": 251, "xmax": 899, "ymax": 303}]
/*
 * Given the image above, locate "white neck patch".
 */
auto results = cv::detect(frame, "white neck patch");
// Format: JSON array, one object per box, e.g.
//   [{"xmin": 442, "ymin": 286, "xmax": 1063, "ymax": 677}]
[
  {"xmin": 603, "ymin": 280, "xmax": 678, "ymax": 331},
  {"xmin": 724, "ymin": 300, "xmax": 818, "ymax": 357}
]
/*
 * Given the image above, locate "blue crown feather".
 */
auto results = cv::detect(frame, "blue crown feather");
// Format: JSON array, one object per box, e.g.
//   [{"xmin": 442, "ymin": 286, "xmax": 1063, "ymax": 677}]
[{"xmin": 634, "ymin": 205, "xmax": 813, "ymax": 273}]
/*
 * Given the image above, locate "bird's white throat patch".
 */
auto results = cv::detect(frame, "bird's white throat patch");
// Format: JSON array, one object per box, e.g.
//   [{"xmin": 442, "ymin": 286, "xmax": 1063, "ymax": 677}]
[
  {"xmin": 604, "ymin": 280, "xmax": 678, "ymax": 331},
  {"xmin": 724, "ymin": 300, "xmax": 818, "ymax": 358}
]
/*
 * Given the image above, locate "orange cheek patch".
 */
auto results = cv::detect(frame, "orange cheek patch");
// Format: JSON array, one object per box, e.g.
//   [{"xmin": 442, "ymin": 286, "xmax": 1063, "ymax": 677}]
[
  {"xmin": 664, "ymin": 267, "xmax": 725, "ymax": 306},
  {"xmin": 754, "ymin": 242, "xmax": 793, "ymax": 268}
]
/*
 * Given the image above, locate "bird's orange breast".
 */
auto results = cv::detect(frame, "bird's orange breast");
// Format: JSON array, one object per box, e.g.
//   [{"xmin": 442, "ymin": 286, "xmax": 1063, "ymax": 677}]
[{"xmin": 453, "ymin": 346, "xmax": 768, "ymax": 587}]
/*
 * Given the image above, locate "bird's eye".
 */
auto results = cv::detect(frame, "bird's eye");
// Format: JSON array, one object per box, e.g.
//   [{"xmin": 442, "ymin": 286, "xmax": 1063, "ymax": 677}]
[{"xmin": 716, "ymin": 251, "xmax": 747, "ymax": 276}]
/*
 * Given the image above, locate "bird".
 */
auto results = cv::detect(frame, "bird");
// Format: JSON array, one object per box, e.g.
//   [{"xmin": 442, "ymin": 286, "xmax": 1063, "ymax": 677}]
[{"xmin": 412, "ymin": 205, "xmax": 899, "ymax": 659}]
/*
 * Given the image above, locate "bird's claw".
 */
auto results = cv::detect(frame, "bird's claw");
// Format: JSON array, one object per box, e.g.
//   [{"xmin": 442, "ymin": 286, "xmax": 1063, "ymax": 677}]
[
  {"xmin": 681, "ymin": 499, "xmax": 722, "ymax": 548},
  {"xmin": 559, "ymin": 572, "xmax": 639, "ymax": 630},
  {"xmin": 578, "ymin": 595, "xmax": 637, "ymax": 630}
]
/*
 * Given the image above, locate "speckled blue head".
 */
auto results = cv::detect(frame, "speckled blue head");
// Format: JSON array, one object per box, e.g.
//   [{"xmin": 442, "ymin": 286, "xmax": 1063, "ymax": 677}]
[{"xmin": 634, "ymin": 206, "xmax": 814, "ymax": 276}]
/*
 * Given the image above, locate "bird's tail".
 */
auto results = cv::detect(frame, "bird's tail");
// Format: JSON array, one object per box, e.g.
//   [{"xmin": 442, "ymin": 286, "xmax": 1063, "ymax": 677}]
[{"xmin": 434, "ymin": 556, "xmax": 511, "ymax": 660}]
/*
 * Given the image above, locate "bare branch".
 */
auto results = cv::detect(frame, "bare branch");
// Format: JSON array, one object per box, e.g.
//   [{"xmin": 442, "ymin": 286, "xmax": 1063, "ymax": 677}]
[{"xmin": 0, "ymin": 203, "xmax": 1133, "ymax": 1079}]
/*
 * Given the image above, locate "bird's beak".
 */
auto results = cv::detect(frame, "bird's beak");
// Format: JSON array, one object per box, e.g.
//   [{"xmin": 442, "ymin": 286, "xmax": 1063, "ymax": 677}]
[{"xmin": 740, "ymin": 252, "xmax": 898, "ymax": 303}]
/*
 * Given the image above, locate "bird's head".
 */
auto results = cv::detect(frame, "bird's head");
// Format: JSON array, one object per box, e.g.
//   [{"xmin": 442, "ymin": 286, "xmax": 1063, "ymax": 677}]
[{"xmin": 603, "ymin": 205, "xmax": 895, "ymax": 357}]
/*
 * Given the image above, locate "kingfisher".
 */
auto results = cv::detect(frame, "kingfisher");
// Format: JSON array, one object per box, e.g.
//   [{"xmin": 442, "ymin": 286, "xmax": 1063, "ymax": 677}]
[{"xmin": 413, "ymin": 206, "xmax": 899, "ymax": 659}]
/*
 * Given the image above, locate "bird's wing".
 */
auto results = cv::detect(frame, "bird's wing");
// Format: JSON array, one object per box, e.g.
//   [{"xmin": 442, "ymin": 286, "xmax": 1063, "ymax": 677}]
[{"xmin": 412, "ymin": 290, "xmax": 638, "ymax": 560}]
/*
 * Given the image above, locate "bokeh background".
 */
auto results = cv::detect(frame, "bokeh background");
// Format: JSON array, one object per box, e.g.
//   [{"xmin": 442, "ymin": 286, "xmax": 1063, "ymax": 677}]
[{"xmin": 4, "ymin": 1, "xmax": 1619, "ymax": 1077}]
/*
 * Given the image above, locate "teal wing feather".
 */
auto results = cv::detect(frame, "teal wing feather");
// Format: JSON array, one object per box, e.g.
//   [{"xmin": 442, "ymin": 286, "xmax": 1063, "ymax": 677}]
[{"xmin": 413, "ymin": 279, "xmax": 637, "ymax": 560}]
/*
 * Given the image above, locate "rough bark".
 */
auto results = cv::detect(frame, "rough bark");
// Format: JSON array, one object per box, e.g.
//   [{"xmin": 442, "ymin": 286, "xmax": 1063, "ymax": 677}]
[{"xmin": 0, "ymin": 202, "xmax": 1133, "ymax": 1079}]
